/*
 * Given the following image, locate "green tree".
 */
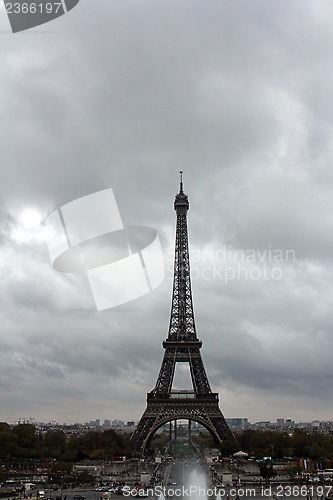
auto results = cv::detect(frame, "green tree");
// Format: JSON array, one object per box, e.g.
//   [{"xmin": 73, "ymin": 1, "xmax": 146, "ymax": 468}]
[
  {"xmin": 44, "ymin": 430, "xmax": 67, "ymax": 459},
  {"xmin": 0, "ymin": 422, "xmax": 18, "ymax": 458},
  {"xmin": 12, "ymin": 423, "xmax": 40, "ymax": 457},
  {"xmin": 292, "ymin": 429, "xmax": 311, "ymax": 457}
]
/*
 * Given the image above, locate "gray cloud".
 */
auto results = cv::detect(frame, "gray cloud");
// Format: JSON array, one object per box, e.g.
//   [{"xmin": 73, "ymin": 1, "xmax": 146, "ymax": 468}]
[{"xmin": 1, "ymin": 0, "xmax": 333, "ymax": 425}]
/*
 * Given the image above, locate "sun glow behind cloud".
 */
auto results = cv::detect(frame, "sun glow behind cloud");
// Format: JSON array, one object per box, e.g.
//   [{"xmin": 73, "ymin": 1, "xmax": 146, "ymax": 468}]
[{"xmin": 10, "ymin": 207, "xmax": 48, "ymax": 244}]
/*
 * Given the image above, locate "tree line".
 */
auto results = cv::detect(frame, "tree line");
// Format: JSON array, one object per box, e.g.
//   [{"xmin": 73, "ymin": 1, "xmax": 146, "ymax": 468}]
[
  {"xmin": 223, "ymin": 428, "xmax": 333, "ymax": 464},
  {"xmin": 0, "ymin": 422, "xmax": 133, "ymax": 461},
  {"xmin": 2, "ymin": 422, "xmax": 333, "ymax": 464}
]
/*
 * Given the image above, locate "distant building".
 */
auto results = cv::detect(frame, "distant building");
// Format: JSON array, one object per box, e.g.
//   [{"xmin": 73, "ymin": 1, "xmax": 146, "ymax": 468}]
[
  {"xmin": 226, "ymin": 418, "xmax": 249, "ymax": 430},
  {"xmin": 285, "ymin": 419, "xmax": 295, "ymax": 427},
  {"xmin": 253, "ymin": 421, "xmax": 271, "ymax": 429},
  {"xmin": 89, "ymin": 419, "xmax": 100, "ymax": 427},
  {"xmin": 112, "ymin": 419, "xmax": 124, "ymax": 427}
]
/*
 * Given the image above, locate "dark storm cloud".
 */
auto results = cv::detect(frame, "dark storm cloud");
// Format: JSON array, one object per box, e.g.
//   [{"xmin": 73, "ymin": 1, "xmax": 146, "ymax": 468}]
[{"xmin": 1, "ymin": 0, "xmax": 333, "ymax": 423}]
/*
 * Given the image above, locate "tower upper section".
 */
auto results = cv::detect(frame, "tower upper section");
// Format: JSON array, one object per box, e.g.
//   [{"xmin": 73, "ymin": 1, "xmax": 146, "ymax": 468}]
[
  {"xmin": 167, "ymin": 172, "xmax": 197, "ymax": 341},
  {"xmin": 174, "ymin": 171, "xmax": 189, "ymax": 212}
]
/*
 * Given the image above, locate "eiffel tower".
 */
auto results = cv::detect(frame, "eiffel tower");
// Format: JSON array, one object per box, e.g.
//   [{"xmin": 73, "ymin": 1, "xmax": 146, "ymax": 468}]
[{"xmin": 131, "ymin": 173, "xmax": 234, "ymax": 453}]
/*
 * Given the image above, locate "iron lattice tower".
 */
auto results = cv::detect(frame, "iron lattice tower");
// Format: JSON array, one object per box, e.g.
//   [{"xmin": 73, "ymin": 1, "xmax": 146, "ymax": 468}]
[{"xmin": 131, "ymin": 173, "xmax": 234, "ymax": 452}]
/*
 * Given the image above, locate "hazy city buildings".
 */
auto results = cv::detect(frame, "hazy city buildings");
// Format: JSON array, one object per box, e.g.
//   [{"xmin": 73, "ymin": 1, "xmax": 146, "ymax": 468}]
[{"xmin": 6, "ymin": 416, "xmax": 333, "ymax": 435}]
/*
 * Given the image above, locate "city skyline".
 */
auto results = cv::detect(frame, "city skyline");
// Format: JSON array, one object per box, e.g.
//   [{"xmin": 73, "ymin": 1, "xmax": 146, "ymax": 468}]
[
  {"xmin": 5, "ymin": 415, "xmax": 333, "ymax": 432},
  {"xmin": 1, "ymin": 1, "xmax": 333, "ymax": 425}
]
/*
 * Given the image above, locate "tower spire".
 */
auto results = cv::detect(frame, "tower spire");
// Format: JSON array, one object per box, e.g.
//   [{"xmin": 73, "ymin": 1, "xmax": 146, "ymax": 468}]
[{"xmin": 179, "ymin": 170, "xmax": 184, "ymax": 193}]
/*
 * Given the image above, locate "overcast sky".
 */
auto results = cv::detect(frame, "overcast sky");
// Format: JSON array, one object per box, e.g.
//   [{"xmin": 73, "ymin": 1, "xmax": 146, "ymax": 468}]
[{"xmin": 1, "ymin": 0, "xmax": 333, "ymax": 427}]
